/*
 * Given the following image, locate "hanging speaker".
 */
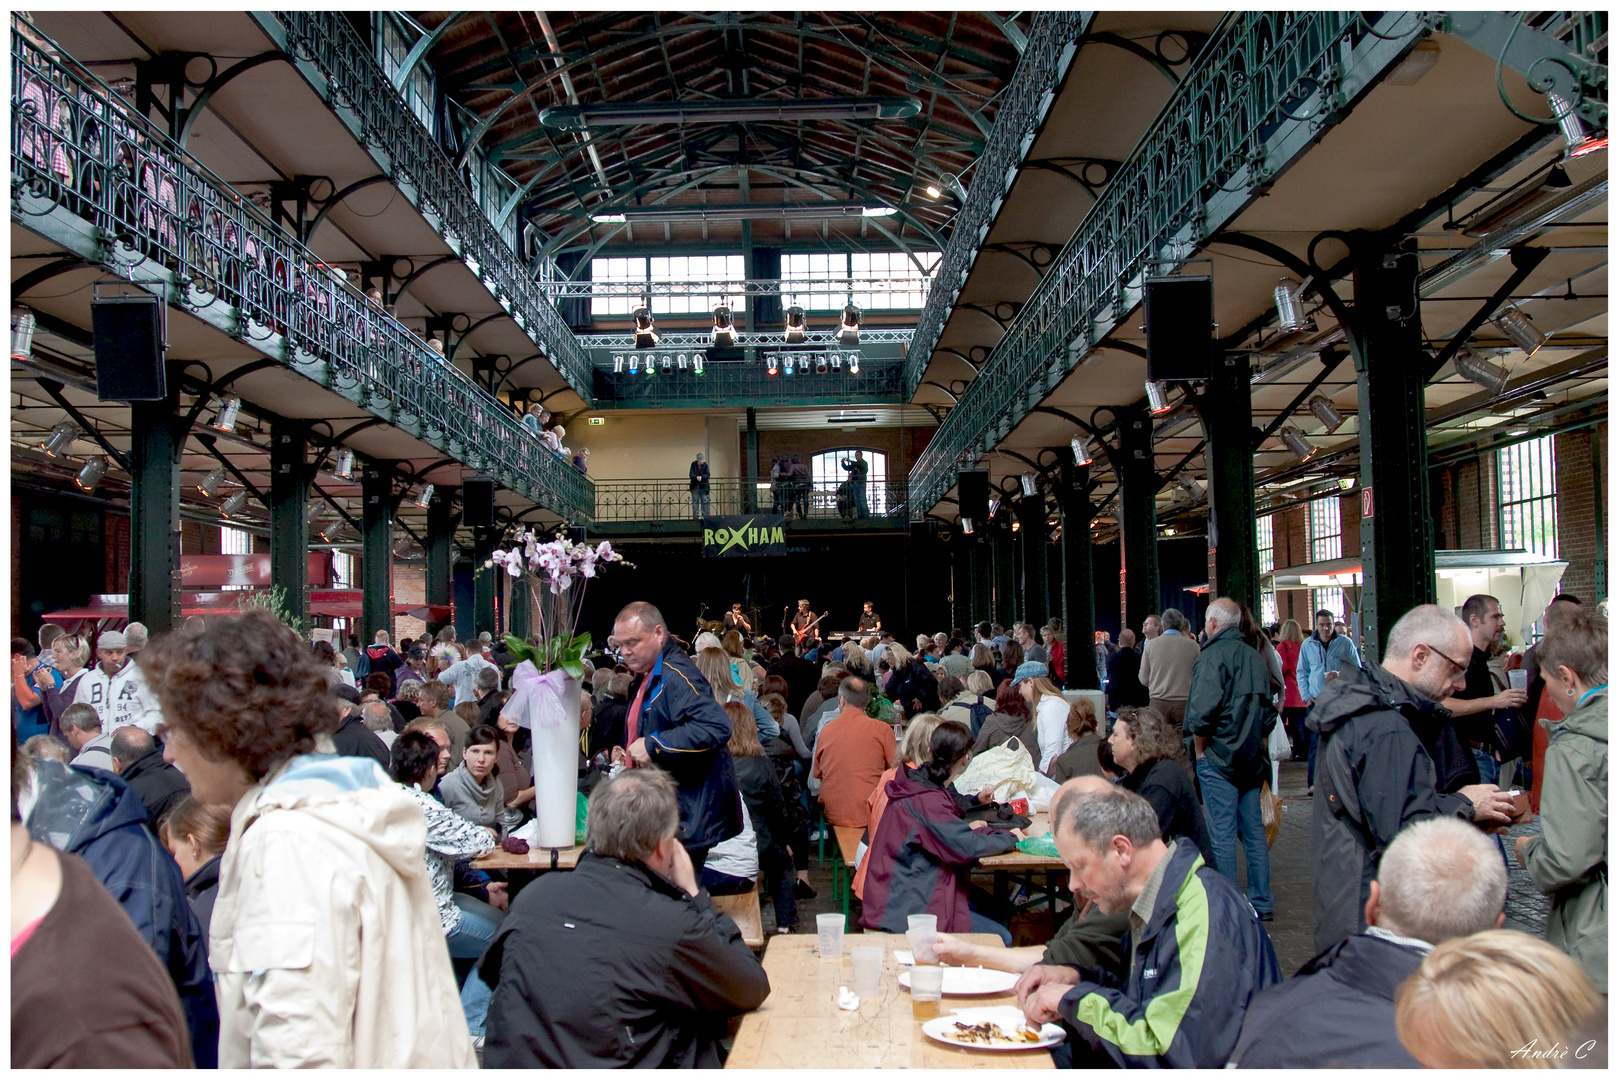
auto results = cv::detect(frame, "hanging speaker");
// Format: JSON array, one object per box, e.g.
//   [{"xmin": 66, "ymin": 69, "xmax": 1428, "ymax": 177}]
[
  {"xmin": 92, "ymin": 294, "xmax": 166, "ymax": 400},
  {"xmin": 957, "ymin": 469, "xmax": 990, "ymax": 521},
  {"xmin": 461, "ymin": 477, "xmax": 495, "ymax": 528},
  {"xmin": 1144, "ymin": 276, "xmax": 1213, "ymax": 382}
]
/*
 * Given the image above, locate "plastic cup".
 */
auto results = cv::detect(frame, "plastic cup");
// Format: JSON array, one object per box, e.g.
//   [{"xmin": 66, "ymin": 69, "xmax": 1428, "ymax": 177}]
[
  {"xmin": 909, "ymin": 962, "xmax": 943, "ymax": 1019},
  {"xmin": 1508, "ymin": 669, "xmax": 1529, "ymax": 691},
  {"xmin": 816, "ymin": 913, "xmax": 845, "ymax": 958},
  {"xmin": 906, "ymin": 914, "xmax": 939, "ymax": 965},
  {"xmin": 851, "ymin": 945, "xmax": 883, "ymax": 998}
]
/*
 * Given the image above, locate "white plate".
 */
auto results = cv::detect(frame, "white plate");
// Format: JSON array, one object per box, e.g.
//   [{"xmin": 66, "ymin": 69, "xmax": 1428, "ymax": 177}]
[
  {"xmin": 922, "ymin": 1008, "xmax": 1064, "ymax": 1051},
  {"xmin": 899, "ymin": 965, "xmax": 1020, "ymax": 995}
]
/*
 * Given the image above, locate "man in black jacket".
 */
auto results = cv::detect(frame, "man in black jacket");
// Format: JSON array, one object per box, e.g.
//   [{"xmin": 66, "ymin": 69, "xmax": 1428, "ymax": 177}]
[
  {"xmin": 1106, "ymin": 629, "xmax": 1149, "ymax": 709},
  {"xmin": 615, "ymin": 601, "xmax": 742, "ymax": 864},
  {"xmin": 1231, "ymin": 817, "xmax": 1507, "ymax": 1068},
  {"xmin": 109, "ymin": 726, "xmax": 191, "ymax": 830},
  {"xmin": 328, "ymin": 685, "xmax": 390, "ymax": 769},
  {"xmin": 1307, "ymin": 604, "xmax": 1516, "ymax": 953},
  {"xmin": 480, "ymin": 768, "xmax": 769, "ymax": 1067}
]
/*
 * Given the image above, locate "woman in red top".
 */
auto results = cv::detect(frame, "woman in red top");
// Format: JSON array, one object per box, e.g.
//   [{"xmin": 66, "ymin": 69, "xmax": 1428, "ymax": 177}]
[
  {"xmin": 1276, "ymin": 619, "xmax": 1307, "ymax": 761},
  {"xmin": 1041, "ymin": 625, "xmax": 1066, "ymax": 686}
]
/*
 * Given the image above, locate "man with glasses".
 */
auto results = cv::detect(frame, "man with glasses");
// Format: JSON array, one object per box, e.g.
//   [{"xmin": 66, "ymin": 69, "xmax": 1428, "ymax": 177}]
[
  {"xmin": 1438, "ymin": 594, "xmax": 1530, "ymax": 787},
  {"xmin": 1305, "ymin": 604, "xmax": 1516, "ymax": 953}
]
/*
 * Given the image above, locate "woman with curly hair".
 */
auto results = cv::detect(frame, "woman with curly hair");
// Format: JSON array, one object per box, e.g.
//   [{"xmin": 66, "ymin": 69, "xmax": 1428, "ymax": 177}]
[
  {"xmin": 1108, "ymin": 706, "xmax": 1215, "ymax": 866},
  {"xmin": 140, "ymin": 610, "xmax": 476, "ymax": 1068}
]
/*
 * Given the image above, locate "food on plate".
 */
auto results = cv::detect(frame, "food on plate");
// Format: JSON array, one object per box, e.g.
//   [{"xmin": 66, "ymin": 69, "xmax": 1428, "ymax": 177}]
[{"xmin": 946, "ymin": 1020, "xmax": 1043, "ymax": 1046}]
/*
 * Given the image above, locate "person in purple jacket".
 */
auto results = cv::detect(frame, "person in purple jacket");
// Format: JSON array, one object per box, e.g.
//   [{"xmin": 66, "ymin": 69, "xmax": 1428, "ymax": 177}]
[{"xmin": 858, "ymin": 722, "xmax": 1024, "ymax": 943}]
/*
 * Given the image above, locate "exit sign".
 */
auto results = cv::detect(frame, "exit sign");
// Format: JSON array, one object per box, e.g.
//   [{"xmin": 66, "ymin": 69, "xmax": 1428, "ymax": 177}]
[{"xmin": 588, "ymin": 416, "xmax": 604, "ymax": 426}]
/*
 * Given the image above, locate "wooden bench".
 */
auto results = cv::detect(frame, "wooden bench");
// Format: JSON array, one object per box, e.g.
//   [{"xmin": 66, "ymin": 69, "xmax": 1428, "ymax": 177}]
[
  {"xmin": 713, "ymin": 885, "xmax": 765, "ymax": 950},
  {"xmin": 830, "ymin": 826, "xmax": 864, "ymax": 929}
]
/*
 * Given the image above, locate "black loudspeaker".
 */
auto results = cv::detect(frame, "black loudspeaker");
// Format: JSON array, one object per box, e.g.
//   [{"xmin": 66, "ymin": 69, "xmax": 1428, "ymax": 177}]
[
  {"xmin": 567, "ymin": 526, "xmax": 587, "ymax": 545},
  {"xmin": 1144, "ymin": 276, "xmax": 1213, "ymax": 382},
  {"xmin": 908, "ymin": 521, "xmax": 933, "ymax": 545},
  {"xmin": 92, "ymin": 295, "xmax": 166, "ymax": 400},
  {"xmin": 461, "ymin": 477, "xmax": 495, "ymax": 528},
  {"xmin": 957, "ymin": 469, "xmax": 990, "ymax": 521}
]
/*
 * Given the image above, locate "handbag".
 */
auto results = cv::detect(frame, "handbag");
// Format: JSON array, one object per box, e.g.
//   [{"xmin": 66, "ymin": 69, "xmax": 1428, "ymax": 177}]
[
  {"xmin": 1489, "ymin": 669, "xmax": 1533, "ymax": 761},
  {"xmin": 953, "ymin": 736, "xmax": 1039, "ymax": 802}
]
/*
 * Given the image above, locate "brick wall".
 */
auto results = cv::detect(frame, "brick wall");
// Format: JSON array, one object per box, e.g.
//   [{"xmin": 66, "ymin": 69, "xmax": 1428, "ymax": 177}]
[
  {"xmin": 395, "ymin": 563, "xmax": 426, "ymax": 642},
  {"xmin": 1447, "ymin": 454, "xmax": 1498, "ymax": 550},
  {"xmin": 104, "ymin": 512, "xmax": 131, "ymax": 593},
  {"xmin": 1271, "ymin": 504, "xmax": 1311, "ymax": 626},
  {"xmin": 1554, "ymin": 422, "xmax": 1607, "ymax": 601}
]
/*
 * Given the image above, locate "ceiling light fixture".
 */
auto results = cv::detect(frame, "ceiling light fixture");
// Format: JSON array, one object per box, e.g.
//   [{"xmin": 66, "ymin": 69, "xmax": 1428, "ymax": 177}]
[
  {"xmin": 692, "ymin": 350, "xmax": 706, "ymax": 375},
  {"xmin": 539, "ymin": 97, "xmax": 922, "ymax": 130},
  {"xmin": 1273, "ymin": 278, "xmax": 1311, "ymax": 332},
  {"xmin": 40, "ymin": 421, "xmax": 77, "ymax": 457},
  {"xmin": 1548, "ymin": 92, "xmax": 1608, "ymax": 159},
  {"xmin": 589, "ymin": 203, "xmax": 902, "ymax": 224},
  {"xmin": 847, "ymin": 354, "xmax": 860, "ymax": 374},
  {"xmin": 628, "ymin": 353, "xmax": 640, "ymax": 375},
  {"xmin": 306, "ymin": 501, "xmax": 329, "ymax": 523},
  {"xmin": 413, "ymin": 484, "xmax": 435, "ymax": 509},
  {"xmin": 987, "ymin": 496, "xmax": 1001, "ymax": 518},
  {"xmin": 332, "ymin": 449, "xmax": 355, "ymax": 480},
  {"xmin": 11, "ymin": 307, "xmax": 36, "ymax": 360},
  {"xmin": 1019, "ymin": 473, "xmax": 1038, "ymax": 497},
  {"xmin": 784, "ymin": 306, "xmax": 807, "ymax": 343},
  {"xmin": 219, "ymin": 491, "xmax": 249, "ymax": 518},
  {"xmin": 838, "ymin": 303, "xmax": 862, "ymax": 346},
  {"xmin": 925, "ymin": 183, "xmax": 943, "ymax": 199},
  {"xmin": 75, "ymin": 456, "xmax": 108, "ymax": 492},
  {"xmin": 766, "ymin": 354, "xmax": 779, "ymax": 376},
  {"xmin": 211, "ymin": 393, "xmax": 242, "ymax": 433},
  {"xmin": 1071, "ymin": 434, "xmax": 1095, "ymax": 466},
  {"xmin": 960, "ymin": 516, "xmax": 974, "ymax": 535},
  {"xmin": 676, "ymin": 352, "xmax": 688, "ymax": 371},
  {"xmin": 1279, "ymin": 426, "xmax": 1318, "ymax": 462},
  {"xmin": 632, "ymin": 306, "xmax": 659, "ymax": 349},
  {"xmin": 612, "ymin": 353, "xmax": 625, "ymax": 373},
  {"xmin": 1489, "ymin": 304, "xmax": 1546, "ymax": 358},
  {"xmin": 1145, "ymin": 380, "xmax": 1173, "ymax": 415},
  {"xmin": 1452, "ymin": 348, "xmax": 1510, "ymax": 395},
  {"xmin": 1307, "ymin": 395, "xmax": 1344, "ymax": 432},
  {"xmin": 197, "ymin": 465, "xmax": 228, "ymax": 497}
]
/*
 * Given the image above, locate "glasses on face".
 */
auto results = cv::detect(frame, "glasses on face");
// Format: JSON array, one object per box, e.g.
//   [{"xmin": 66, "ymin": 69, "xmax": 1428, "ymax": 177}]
[{"xmin": 1424, "ymin": 644, "xmax": 1470, "ymax": 674}]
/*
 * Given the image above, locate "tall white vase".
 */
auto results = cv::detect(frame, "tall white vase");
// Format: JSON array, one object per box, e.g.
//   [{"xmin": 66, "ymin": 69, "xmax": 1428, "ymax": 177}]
[{"xmin": 528, "ymin": 674, "xmax": 582, "ymax": 849}]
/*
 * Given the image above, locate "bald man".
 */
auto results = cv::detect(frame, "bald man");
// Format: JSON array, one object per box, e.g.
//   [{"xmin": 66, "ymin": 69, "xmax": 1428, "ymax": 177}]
[
  {"xmin": 1185, "ymin": 598, "xmax": 1278, "ymax": 919},
  {"xmin": 933, "ymin": 777, "xmax": 1130, "ymax": 978}
]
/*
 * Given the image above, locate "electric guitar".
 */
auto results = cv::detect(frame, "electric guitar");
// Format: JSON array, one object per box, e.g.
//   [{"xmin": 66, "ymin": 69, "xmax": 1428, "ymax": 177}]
[{"xmin": 793, "ymin": 610, "xmax": 830, "ymax": 644}]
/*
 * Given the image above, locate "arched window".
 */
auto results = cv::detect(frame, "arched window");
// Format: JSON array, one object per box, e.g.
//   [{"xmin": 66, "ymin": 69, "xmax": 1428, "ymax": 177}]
[{"xmin": 810, "ymin": 449, "xmax": 889, "ymax": 515}]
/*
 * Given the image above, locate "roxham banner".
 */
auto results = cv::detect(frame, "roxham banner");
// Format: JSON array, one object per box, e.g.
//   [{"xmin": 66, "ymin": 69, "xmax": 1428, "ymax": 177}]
[{"xmin": 701, "ymin": 515, "xmax": 787, "ymax": 557}]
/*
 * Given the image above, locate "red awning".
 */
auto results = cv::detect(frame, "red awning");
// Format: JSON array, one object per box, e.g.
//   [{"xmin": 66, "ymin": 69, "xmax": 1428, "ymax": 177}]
[{"xmin": 48, "ymin": 595, "xmax": 454, "ymax": 624}]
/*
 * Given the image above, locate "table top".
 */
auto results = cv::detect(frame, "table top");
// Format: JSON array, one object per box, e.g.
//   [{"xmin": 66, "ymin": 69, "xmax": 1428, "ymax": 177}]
[
  {"xmin": 472, "ymin": 843, "xmax": 584, "ymax": 871},
  {"xmin": 978, "ymin": 810, "xmax": 1064, "ymax": 870},
  {"xmin": 725, "ymin": 933, "xmax": 1055, "ymax": 1070}
]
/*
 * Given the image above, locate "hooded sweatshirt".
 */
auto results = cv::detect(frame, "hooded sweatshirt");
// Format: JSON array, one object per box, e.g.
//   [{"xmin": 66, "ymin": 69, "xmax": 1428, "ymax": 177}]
[
  {"xmin": 73, "ymin": 658, "xmax": 163, "ymax": 734},
  {"xmin": 211, "ymin": 754, "xmax": 476, "ymax": 1068}
]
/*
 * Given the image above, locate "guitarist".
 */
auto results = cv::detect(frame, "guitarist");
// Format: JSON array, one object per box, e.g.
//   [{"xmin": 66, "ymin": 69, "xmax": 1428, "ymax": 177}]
[{"xmin": 790, "ymin": 600, "xmax": 821, "ymax": 646}]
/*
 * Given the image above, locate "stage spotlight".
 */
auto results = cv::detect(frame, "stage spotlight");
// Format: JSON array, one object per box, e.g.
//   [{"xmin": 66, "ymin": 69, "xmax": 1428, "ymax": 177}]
[
  {"xmin": 660, "ymin": 354, "xmax": 672, "ymax": 372},
  {"xmin": 847, "ymin": 354, "xmax": 860, "ymax": 374},
  {"xmin": 784, "ymin": 306, "xmax": 807, "ymax": 343},
  {"xmin": 332, "ymin": 449, "xmax": 354, "ymax": 480},
  {"xmin": 838, "ymin": 302, "xmax": 861, "ymax": 346},
  {"xmin": 40, "ymin": 421, "xmax": 77, "ymax": 457},
  {"xmin": 219, "ymin": 491, "xmax": 249, "ymax": 517},
  {"xmin": 413, "ymin": 483, "xmax": 435, "ymax": 509},
  {"xmin": 632, "ymin": 306, "xmax": 659, "ymax": 348},
  {"xmin": 693, "ymin": 351, "xmax": 706, "ymax": 375},
  {"xmin": 11, "ymin": 307, "xmax": 36, "ymax": 360},
  {"xmin": 960, "ymin": 516, "xmax": 974, "ymax": 535},
  {"xmin": 712, "ymin": 304, "xmax": 736, "ymax": 345},
  {"xmin": 1145, "ymin": 380, "xmax": 1173, "ymax": 415},
  {"xmin": 1071, "ymin": 434, "xmax": 1095, "ymax": 467},
  {"xmin": 783, "ymin": 357, "xmax": 795, "ymax": 376},
  {"xmin": 676, "ymin": 353, "xmax": 688, "ymax": 371},
  {"xmin": 1279, "ymin": 426, "xmax": 1318, "ymax": 462},
  {"xmin": 612, "ymin": 353, "xmax": 624, "ymax": 373},
  {"xmin": 830, "ymin": 354, "xmax": 842, "ymax": 371},
  {"xmin": 1453, "ymin": 349, "xmax": 1510, "ymax": 395},
  {"xmin": 211, "ymin": 394, "xmax": 242, "ymax": 433},
  {"xmin": 815, "ymin": 353, "xmax": 829, "ymax": 374},
  {"xmin": 988, "ymin": 496, "xmax": 1001, "ymax": 518},
  {"xmin": 1274, "ymin": 279, "xmax": 1310, "ymax": 332},
  {"xmin": 306, "ymin": 501, "xmax": 329, "ymax": 523},
  {"xmin": 197, "ymin": 465, "xmax": 227, "ymax": 497},
  {"xmin": 75, "ymin": 456, "xmax": 108, "ymax": 492},
  {"xmin": 766, "ymin": 354, "xmax": 779, "ymax": 376},
  {"xmin": 1307, "ymin": 395, "xmax": 1344, "ymax": 432},
  {"xmin": 1548, "ymin": 92, "xmax": 1608, "ymax": 158},
  {"xmin": 628, "ymin": 354, "xmax": 640, "ymax": 374},
  {"xmin": 1490, "ymin": 304, "xmax": 1546, "ymax": 358}
]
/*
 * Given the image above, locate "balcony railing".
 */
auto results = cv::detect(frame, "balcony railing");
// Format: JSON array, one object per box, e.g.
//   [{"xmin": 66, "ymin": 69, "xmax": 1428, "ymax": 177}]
[
  {"xmin": 11, "ymin": 18, "xmax": 594, "ymax": 523},
  {"xmin": 909, "ymin": 11, "xmax": 1432, "ymax": 515},
  {"xmin": 260, "ymin": 11, "xmax": 593, "ymax": 401},
  {"xmin": 903, "ymin": 10, "xmax": 1094, "ymax": 393},
  {"xmin": 591, "ymin": 356, "xmax": 906, "ymax": 408},
  {"xmin": 592, "ymin": 478, "xmax": 912, "ymax": 525}
]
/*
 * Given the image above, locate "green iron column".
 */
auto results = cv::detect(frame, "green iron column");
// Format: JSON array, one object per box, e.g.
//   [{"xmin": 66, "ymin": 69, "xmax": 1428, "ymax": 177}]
[
  {"xmin": 126, "ymin": 374, "xmax": 183, "ymax": 633},
  {"xmin": 473, "ymin": 527, "xmax": 497, "ymax": 635},
  {"xmin": 269, "ymin": 419, "xmax": 311, "ymax": 632},
  {"xmin": 1117, "ymin": 404, "xmax": 1161, "ymax": 633},
  {"xmin": 1354, "ymin": 234, "xmax": 1436, "ymax": 657},
  {"xmin": 992, "ymin": 513, "xmax": 1016, "ymax": 628},
  {"xmin": 360, "ymin": 458, "xmax": 394, "ymax": 642},
  {"xmin": 1199, "ymin": 353, "xmax": 1258, "ymax": 613},
  {"xmin": 1018, "ymin": 490, "xmax": 1048, "ymax": 627},
  {"xmin": 425, "ymin": 486, "xmax": 454, "ymax": 636},
  {"xmin": 1055, "ymin": 459, "xmax": 1098, "ymax": 689}
]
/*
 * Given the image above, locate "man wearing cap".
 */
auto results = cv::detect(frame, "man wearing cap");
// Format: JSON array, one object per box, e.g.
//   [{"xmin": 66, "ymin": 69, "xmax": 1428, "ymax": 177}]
[
  {"xmin": 688, "ymin": 452, "xmax": 710, "ymax": 520},
  {"xmin": 329, "ymin": 684, "xmax": 390, "ymax": 768},
  {"xmin": 73, "ymin": 629, "xmax": 163, "ymax": 735}
]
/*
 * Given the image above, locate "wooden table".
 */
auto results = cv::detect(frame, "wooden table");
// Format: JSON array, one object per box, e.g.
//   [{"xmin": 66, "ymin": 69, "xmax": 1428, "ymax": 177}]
[
  {"xmin": 977, "ymin": 810, "xmax": 1062, "ymax": 870},
  {"xmin": 472, "ymin": 844, "xmax": 584, "ymax": 871},
  {"xmin": 973, "ymin": 812, "xmax": 1069, "ymax": 925},
  {"xmin": 725, "ymin": 933, "xmax": 1055, "ymax": 1070}
]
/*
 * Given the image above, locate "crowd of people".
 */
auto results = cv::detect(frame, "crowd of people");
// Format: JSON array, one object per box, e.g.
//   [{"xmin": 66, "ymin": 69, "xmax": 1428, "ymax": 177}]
[{"xmin": 8, "ymin": 586, "xmax": 1606, "ymax": 1068}]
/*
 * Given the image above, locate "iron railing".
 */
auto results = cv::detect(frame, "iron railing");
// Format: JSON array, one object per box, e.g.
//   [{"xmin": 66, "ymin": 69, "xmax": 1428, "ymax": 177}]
[
  {"xmin": 592, "ymin": 477, "xmax": 912, "ymax": 524},
  {"xmin": 578, "ymin": 327, "xmax": 916, "ymax": 350},
  {"xmin": 590, "ymin": 357, "xmax": 905, "ymax": 408},
  {"xmin": 11, "ymin": 19, "xmax": 595, "ymax": 522},
  {"xmin": 908, "ymin": 11, "xmax": 1433, "ymax": 515},
  {"xmin": 903, "ymin": 10, "xmax": 1094, "ymax": 392},
  {"xmin": 547, "ymin": 276, "xmax": 934, "ymax": 304},
  {"xmin": 261, "ymin": 11, "xmax": 593, "ymax": 400}
]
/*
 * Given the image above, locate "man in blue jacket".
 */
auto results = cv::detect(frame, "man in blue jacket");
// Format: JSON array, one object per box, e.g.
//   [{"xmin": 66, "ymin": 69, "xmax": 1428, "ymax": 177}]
[
  {"xmin": 1019, "ymin": 783, "xmax": 1279, "ymax": 1068},
  {"xmin": 615, "ymin": 600, "xmax": 742, "ymax": 865},
  {"xmin": 1296, "ymin": 608, "xmax": 1361, "ymax": 792}
]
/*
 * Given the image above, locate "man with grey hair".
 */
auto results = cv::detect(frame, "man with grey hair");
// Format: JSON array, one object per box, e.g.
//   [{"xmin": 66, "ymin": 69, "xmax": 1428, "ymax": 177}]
[
  {"xmin": 1184, "ymin": 597, "xmax": 1278, "ymax": 918},
  {"xmin": 479, "ymin": 767, "xmax": 769, "ymax": 1067},
  {"xmin": 1138, "ymin": 608, "xmax": 1200, "ymax": 725},
  {"xmin": 361, "ymin": 701, "xmax": 397, "ymax": 750},
  {"xmin": 61, "ymin": 703, "xmax": 114, "ymax": 769},
  {"xmin": 1231, "ymin": 818, "xmax": 1506, "ymax": 1068},
  {"xmin": 110, "ymin": 725, "xmax": 191, "ymax": 830},
  {"xmin": 121, "ymin": 621, "xmax": 148, "ymax": 659},
  {"xmin": 1019, "ymin": 784, "xmax": 1279, "ymax": 1067},
  {"xmin": 1307, "ymin": 603, "xmax": 1516, "ymax": 953}
]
